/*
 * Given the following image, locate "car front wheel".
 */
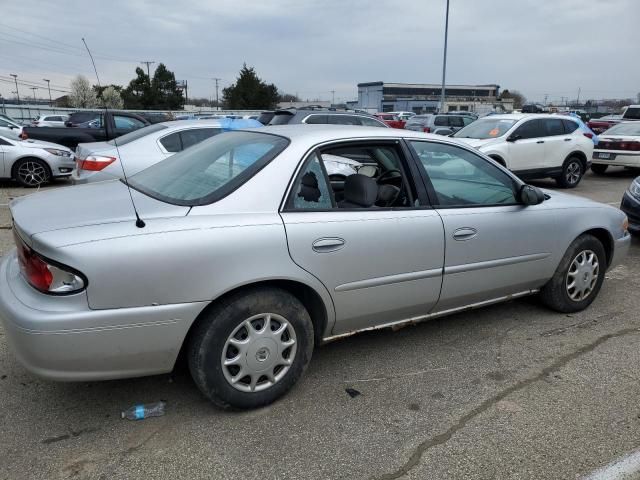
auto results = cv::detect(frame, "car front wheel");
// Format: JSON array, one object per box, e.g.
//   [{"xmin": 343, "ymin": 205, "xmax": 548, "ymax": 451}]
[
  {"xmin": 539, "ymin": 234, "xmax": 606, "ymax": 313},
  {"xmin": 14, "ymin": 157, "xmax": 51, "ymax": 188},
  {"xmin": 188, "ymin": 286, "xmax": 314, "ymax": 409},
  {"xmin": 556, "ymin": 157, "xmax": 584, "ymax": 188}
]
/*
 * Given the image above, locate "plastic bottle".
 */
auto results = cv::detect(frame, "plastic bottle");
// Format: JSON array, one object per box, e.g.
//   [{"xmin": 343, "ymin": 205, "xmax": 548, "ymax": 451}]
[{"xmin": 121, "ymin": 401, "xmax": 166, "ymax": 420}]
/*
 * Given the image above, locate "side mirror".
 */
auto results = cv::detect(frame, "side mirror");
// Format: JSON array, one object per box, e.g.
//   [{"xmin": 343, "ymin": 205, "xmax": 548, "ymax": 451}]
[
  {"xmin": 507, "ymin": 134, "xmax": 521, "ymax": 142},
  {"xmin": 519, "ymin": 184, "xmax": 545, "ymax": 206}
]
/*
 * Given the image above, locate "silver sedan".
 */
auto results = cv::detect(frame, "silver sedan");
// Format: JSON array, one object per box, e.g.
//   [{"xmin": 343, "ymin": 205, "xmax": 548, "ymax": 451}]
[
  {"xmin": 0, "ymin": 125, "xmax": 631, "ymax": 409},
  {"xmin": 0, "ymin": 130, "xmax": 75, "ymax": 187}
]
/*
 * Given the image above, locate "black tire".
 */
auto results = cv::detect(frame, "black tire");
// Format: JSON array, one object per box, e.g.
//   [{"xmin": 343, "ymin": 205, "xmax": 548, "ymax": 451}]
[
  {"xmin": 555, "ymin": 156, "xmax": 584, "ymax": 188},
  {"xmin": 13, "ymin": 157, "xmax": 51, "ymax": 188},
  {"xmin": 539, "ymin": 234, "xmax": 606, "ymax": 313},
  {"xmin": 591, "ymin": 164, "xmax": 609, "ymax": 175},
  {"xmin": 188, "ymin": 286, "xmax": 314, "ymax": 410}
]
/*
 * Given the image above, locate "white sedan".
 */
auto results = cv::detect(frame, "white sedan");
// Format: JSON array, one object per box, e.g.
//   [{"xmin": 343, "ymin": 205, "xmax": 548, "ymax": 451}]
[
  {"xmin": 590, "ymin": 122, "xmax": 640, "ymax": 174},
  {"xmin": 0, "ymin": 130, "xmax": 75, "ymax": 187}
]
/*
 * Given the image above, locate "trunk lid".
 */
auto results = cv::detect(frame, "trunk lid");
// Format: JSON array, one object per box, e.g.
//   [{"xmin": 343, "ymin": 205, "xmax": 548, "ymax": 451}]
[{"xmin": 10, "ymin": 181, "xmax": 189, "ymax": 240}]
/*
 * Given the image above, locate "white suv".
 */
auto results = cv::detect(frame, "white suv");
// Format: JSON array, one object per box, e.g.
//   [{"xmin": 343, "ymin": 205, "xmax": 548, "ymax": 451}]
[{"xmin": 454, "ymin": 114, "xmax": 594, "ymax": 188}]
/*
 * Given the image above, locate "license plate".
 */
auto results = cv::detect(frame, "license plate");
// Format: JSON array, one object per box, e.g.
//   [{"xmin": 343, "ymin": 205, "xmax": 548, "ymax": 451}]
[{"xmin": 596, "ymin": 152, "xmax": 611, "ymax": 159}]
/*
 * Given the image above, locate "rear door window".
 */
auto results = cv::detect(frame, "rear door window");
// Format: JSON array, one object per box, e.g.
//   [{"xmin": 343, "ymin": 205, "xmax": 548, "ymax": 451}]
[
  {"xmin": 512, "ymin": 119, "xmax": 545, "ymax": 139},
  {"xmin": 328, "ymin": 115, "xmax": 361, "ymax": 125},
  {"xmin": 448, "ymin": 116, "xmax": 464, "ymax": 128},
  {"xmin": 544, "ymin": 118, "xmax": 565, "ymax": 136},
  {"xmin": 160, "ymin": 132, "xmax": 182, "ymax": 152},
  {"xmin": 304, "ymin": 115, "xmax": 328, "ymax": 124},
  {"xmin": 434, "ymin": 116, "xmax": 448, "ymax": 126},
  {"xmin": 562, "ymin": 119, "xmax": 579, "ymax": 133}
]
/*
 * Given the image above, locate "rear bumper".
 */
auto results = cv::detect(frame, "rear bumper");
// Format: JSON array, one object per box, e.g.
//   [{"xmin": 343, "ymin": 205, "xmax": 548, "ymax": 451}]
[
  {"xmin": 0, "ymin": 251, "xmax": 207, "ymax": 381},
  {"xmin": 592, "ymin": 152, "xmax": 640, "ymax": 168}
]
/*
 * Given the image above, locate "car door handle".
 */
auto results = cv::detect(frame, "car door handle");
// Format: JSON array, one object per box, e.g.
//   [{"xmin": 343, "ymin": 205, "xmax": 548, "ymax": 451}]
[
  {"xmin": 453, "ymin": 227, "xmax": 477, "ymax": 241},
  {"xmin": 536, "ymin": 140, "xmax": 545, "ymax": 144},
  {"xmin": 564, "ymin": 138, "xmax": 572, "ymax": 141},
  {"xmin": 312, "ymin": 237, "xmax": 345, "ymax": 253}
]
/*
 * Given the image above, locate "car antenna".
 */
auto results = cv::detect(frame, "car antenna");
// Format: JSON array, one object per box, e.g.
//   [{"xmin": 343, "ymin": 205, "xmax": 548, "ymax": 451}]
[{"xmin": 81, "ymin": 38, "xmax": 145, "ymax": 228}]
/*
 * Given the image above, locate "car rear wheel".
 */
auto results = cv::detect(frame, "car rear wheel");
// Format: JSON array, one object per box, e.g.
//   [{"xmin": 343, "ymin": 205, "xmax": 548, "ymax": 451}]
[
  {"xmin": 188, "ymin": 286, "xmax": 314, "ymax": 409},
  {"xmin": 14, "ymin": 158, "xmax": 51, "ymax": 188},
  {"xmin": 591, "ymin": 164, "xmax": 609, "ymax": 175},
  {"xmin": 556, "ymin": 157, "xmax": 584, "ymax": 188},
  {"xmin": 539, "ymin": 234, "xmax": 606, "ymax": 313}
]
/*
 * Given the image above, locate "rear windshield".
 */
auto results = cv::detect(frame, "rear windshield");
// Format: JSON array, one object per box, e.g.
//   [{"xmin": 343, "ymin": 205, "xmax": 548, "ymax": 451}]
[
  {"xmin": 624, "ymin": 107, "xmax": 640, "ymax": 120},
  {"xmin": 604, "ymin": 122, "xmax": 640, "ymax": 136},
  {"xmin": 269, "ymin": 112, "xmax": 294, "ymax": 125},
  {"xmin": 454, "ymin": 118, "xmax": 517, "ymax": 139},
  {"xmin": 406, "ymin": 115, "xmax": 432, "ymax": 126},
  {"xmin": 129, "ymin": 131, "xmax": 289, "ymax": 206},
  {"xmin": 107, "ymin": 123, "xmax": 167, "ymax": 146}
]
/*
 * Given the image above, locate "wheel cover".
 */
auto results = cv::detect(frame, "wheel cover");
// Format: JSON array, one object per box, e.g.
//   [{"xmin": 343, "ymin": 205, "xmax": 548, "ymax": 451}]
[
  {"xmin": 566, "ymin": 249, "xmax": 599, "ymax": 302},
  {"xmin": 221, "ymin": 313, "xmax": 297, "ymax": 393},
  {"xmin": 17, "ymin": 161, "xmax": 48, "ymax": 186},
  {"xmin": 565, "ymin": 161, "xmax": 582, "ymax": 185}
]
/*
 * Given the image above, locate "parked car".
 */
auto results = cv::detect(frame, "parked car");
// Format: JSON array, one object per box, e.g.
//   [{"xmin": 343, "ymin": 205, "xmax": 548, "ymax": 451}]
[
  {"xmin": 257, "ymin": 111, "xmax": 275, "ymax": 125},
  {"xmin": 522, "ymin": 104, "xmax": 546, "ymax": 113},
  {"xmin": 22, "ymin": 111, "xmax": 150, "ymax": 149},
  {"xmin": 268, "ymin": 109, "xmax": 388, "ymax": 127},
  {"xmin": 404, "ymin": 114, "xmax": 474, "ymax": 135},
  {"xmin": 0, "ymin": 130, "xmax": 75, "ymax": 187},
  {"xmin": 0, "ymin": 115, "xmax": 24, "ymax": 135},
  {"xmin": 30, "ymin": 114, "xmax": 69, "ymax": 128},
  {"xmin": 621, "ymin": 105, "xmax": 640, "ymax": 121},
  {"xmin": 389, "ymin": 111, "xmax": 415, "ymax": 121},
  {"xmin": 620, "ymin": 176, "xmax": 640, "ymax": 235},
  {"xmin": 590, "ymin": 122, "xmax": 640, "ymax": 174},
  {"xmin": 446, "ymin": 111, "xmax": 479, "ymax": 119},
  {"xmin": 73, "ymin": 120, "xmax": 228, "ymax": 184},
  {"xmin": 454, "ymin": 114, "xmax": 594, "ymax": 188},
  {"xmin": 0, "ymin": 125, "xmax": 630, "ymax": 409},
  {"xmin": 587, "ymin": 115, "xmax": 623, "ymax": 134},
  {"xmin": 373, "ymin": 113, "xmax": 405, "ymax": 129}
]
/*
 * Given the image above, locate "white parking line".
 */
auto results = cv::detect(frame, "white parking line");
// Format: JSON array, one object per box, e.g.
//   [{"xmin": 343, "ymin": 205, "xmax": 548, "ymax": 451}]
[{"xmin": 581, "ymin": 449, "xmax": 640, "ymax": 479}]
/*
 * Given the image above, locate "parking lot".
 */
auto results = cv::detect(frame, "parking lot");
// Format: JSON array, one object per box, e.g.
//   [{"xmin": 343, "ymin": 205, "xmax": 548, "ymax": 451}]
[{"xmin": 0, "ymin": 168, "xmax": 637, "ymax": 480}]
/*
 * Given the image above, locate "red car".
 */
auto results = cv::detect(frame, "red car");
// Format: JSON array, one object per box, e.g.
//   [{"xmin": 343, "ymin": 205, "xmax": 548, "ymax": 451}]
[
  {"xmin": 587, "ymin": 115, "xmax": 622, "ymax": 134},
  {"xmin": 374, "ymin": 113, "xmax": 405, "ymax": 129}
]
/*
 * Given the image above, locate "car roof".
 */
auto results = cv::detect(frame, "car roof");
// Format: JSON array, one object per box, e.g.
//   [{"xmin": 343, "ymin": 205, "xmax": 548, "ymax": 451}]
[
  {"xmin": 255, "ymin": 124, "xmax": 459, "ymax": 143},
  {"xmin": 157, "ymin": 119, "xmax": 223, "ymax": 128}
]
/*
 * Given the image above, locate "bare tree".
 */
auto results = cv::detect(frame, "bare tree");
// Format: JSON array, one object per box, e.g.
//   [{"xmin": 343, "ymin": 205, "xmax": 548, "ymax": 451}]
[
  {"xmin": 500, "ymin": 89, "xmax": 526, "ymax": 109},
  {"xmin": 101, "ymin": 86, "xmax": 124, "ymax": 109},
  {"xmin": 69, "ymin": 75, "xmax": 97, "ymax": 108}
]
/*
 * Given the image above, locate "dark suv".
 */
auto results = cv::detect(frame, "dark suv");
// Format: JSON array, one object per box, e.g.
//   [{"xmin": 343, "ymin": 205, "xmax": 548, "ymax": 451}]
[{"xmin": 267, "ymin": 109, "xmax": 388, "ymax": 128}]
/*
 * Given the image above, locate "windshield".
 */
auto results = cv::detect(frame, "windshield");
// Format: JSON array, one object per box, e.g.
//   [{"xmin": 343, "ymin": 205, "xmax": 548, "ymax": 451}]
[
  {"xmin": 129, "ymin": 131, "xmax": 289, "ymax": 206},
  {"xmin": 107, "ymin": 123, "xmax": 167, "ymax": 146},
  {"xmin": 604, "ymin": 122, "xmax": 640, "ymax": 136},
  {"xmin": 454, "ymin": 118, "xmax": 517, "ymax": 139}
]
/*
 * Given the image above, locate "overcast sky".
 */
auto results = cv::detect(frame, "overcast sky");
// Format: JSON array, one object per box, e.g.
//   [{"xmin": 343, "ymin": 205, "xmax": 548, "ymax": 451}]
[{"xmin": 1, "ymin": 0, "xmax": 638, "ymax": 105}]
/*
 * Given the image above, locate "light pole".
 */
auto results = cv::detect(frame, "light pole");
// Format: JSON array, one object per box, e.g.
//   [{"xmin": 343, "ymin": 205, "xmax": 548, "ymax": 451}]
[
  {"xmin": 212, "ymin": 78, "xmax": 221, "ymax": 110},
  {"xmin": 439, "ymin": 0, "xmax": 450, "ymax": 114},
  {"xmin": 43, "ymin": 79, "xmax": 52, "ymax": 106},
  {"xmin": 10, "ymin": 74, "xmax": 20, "ymax": 104},
  {"xmin": 30, "ymin": 87, "xmax": 38, "ymax": 105}
]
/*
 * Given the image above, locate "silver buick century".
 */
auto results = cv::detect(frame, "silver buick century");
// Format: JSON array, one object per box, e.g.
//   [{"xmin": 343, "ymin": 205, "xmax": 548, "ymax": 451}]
[{"xmin": 0, "ymin": 125, "xmax": 630, "ymax": 409}]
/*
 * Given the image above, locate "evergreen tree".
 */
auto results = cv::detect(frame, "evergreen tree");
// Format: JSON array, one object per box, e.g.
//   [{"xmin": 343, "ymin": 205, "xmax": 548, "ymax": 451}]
[{"xmin": 223, "ymin": 64, "xmax": 279, "ymax": 109}]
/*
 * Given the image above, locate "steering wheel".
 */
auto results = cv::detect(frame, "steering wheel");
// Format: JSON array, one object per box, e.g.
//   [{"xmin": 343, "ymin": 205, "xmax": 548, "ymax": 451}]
[{"xmin": 375, "ymin": 169, "xmax": 404, "ymax": 207}]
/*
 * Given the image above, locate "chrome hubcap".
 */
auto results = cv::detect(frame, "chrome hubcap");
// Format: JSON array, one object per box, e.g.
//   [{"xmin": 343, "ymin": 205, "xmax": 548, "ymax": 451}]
[
  {"xmin": 565, "ymin": 161, "xmax": 582, "ymax": 185},
  {"xmin": 221, "ymin": 313, "xmax": 297, "ymax": 393},
  {"xmin": 566, "ymin": 249, "xmax": 599, "ymax": 302},
  {"xmin": 17, "ymin": 161, "xmax": 48, "ymax": 186}
]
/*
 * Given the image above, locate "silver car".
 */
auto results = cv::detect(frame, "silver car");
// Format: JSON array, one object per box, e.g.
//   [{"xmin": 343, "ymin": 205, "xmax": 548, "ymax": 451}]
[
  {"xmin": 73, "ymin": 120, "xmax": 226, "ymax": 184},
  {"xmin": 0, "ymin": 125, "xmax": 631, "ymax": 409},
  {"xmin": 0, "ymin": 130, "xmax": 75, "ymax": 187}
]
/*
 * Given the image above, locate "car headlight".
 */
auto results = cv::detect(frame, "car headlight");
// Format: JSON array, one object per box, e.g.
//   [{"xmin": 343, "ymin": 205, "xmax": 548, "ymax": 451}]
[
  {"xmin": 629, "ymin": 179, "xmax": 640, "ymax": 199},
  {"xmin": 44, "ymin": 148, "xmax": 72, "ymax": 157}
]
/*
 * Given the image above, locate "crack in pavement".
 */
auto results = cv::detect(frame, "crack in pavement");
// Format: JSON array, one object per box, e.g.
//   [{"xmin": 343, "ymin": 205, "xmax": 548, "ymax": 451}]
[{"xmin": 373, "ymin": 326, "xmax": 640, "ymax": 480}]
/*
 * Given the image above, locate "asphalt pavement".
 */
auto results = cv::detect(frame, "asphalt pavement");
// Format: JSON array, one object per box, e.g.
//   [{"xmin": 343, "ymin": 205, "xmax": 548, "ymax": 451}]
[{"xmin": 1, "ymin": 170, "xmax": 639, "ymax": 480}]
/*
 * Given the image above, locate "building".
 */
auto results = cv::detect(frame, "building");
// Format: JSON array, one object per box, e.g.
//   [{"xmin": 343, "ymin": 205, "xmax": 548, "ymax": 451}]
[{"xmin": 357, "ymin": 81, "xmax": 513, "ymax": 114}]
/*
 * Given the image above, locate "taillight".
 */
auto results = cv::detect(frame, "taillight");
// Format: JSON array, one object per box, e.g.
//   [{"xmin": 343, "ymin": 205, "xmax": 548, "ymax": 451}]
[
  {"xmin": 13, "ymin": 230, "xmax": 86, "ymax": 294},
  {"xmin": 77, "ymin": 155, "xmax": 117, "ymax": 171},
  {"xmin": 598, "ymin": 141, "xmax": 640, "ymax": 151},
  {"xmin": 583, "ymin": 132, "xmax": 594, "ymax": 139},
  {"xmin": 423, "ymin": 127, "xmax": 431, "ymax": 133}
]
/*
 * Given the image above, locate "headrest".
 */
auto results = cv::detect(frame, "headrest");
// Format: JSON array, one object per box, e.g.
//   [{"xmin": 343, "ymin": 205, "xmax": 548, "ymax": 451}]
[{"xmin": 343, "ymin": 174, "xmax": 377, "ymax": 207}]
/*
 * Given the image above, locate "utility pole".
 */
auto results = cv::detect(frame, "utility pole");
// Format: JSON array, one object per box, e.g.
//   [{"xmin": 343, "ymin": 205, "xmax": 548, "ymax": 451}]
[
  {"xmin": 439, "ymin": 0, "xmax": 450, "ymax": 113},
  {"xmin": 576, "ymin": 87, "xmax": 581, "ymax": 106},
  {"xmin": 212, "ymin": 78, "xmax": 221, "ymax": 110},
  {"xmin": 330, "ymin": 90, "xmax": 335, "ymax": 105},
  {"xmin": 543, "ymin": 93, "xmax": 548, "ymax": 106},
  {"xmin": 10, "ymin": 74, "xmax": 20, "ymax": 104},
  {"xmin": 30, "ymin": 87, "xmax": 38, "ymax": 103},
  {"xmin": 43, "ymin": 79, "xmax": 52, "ymax": 106},
  {"xmin": 140, "ymin": 61, "xmax": 155, "ymax": 78}
]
